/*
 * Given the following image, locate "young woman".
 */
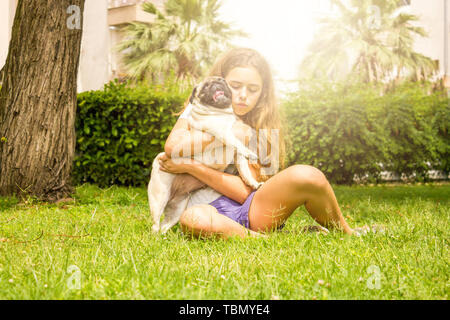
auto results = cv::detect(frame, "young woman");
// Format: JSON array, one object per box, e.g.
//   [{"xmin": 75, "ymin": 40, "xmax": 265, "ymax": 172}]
[{"xmin": 158, "ymin": 47, "xmax": 357, "ymax": 239}]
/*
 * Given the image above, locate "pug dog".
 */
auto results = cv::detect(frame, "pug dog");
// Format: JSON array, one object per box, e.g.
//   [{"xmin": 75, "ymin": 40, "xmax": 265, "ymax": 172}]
[{"xmin": 148, "ymin": 76, "xmax": 263, "ymax": 233}]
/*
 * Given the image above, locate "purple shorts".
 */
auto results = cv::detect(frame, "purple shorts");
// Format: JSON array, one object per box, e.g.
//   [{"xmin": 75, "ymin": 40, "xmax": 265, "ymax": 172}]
[{"xmin": 208, "ymin": 191, "xmax": 256, "ymax": 229}]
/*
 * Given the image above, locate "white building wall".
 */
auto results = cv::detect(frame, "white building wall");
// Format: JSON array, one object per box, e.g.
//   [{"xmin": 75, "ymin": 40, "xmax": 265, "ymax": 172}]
[
  {"xmin": 0, "ymin": 0, "xmax": 110, "ymax": 93},
  {"xmin": 0, "ymin": 0, "xmax": 10, "ymax": 70},
  {"xmin": 0, "ymin": 0, "xmax": 17, "ymax": 70},
  {"xmin": 77, "ymin": 0, "xmax": 111, "ymax": 92},
  {"xmin": 410, "ymin": 0, "xmax": 450, "ymax": 81}
]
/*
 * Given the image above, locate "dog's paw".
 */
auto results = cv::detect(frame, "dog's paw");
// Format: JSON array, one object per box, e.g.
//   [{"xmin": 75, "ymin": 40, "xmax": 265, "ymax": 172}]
[
  {"xmin": 151, "ymin": 225, "xmax": 160, "ymax": 233},
  {"xmin": 244, "ymin": 150, "xmax": 258, "ymax": 161},
  {"xmin": 160, "ymin": 225, "xmax": 171, "ymax": 234},
  {"xmin": 235, "ymin": 146, "xmax": 258, "ymax": 162},
  {"xmin": 249, "ymin": 181, "xmax": 264, "ymax": 190}
]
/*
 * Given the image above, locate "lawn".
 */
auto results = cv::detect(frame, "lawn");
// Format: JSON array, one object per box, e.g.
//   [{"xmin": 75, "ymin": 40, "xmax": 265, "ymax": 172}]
[{"xmin": 0, "ymin": 183, "xmax": 448, "ymax": 299}]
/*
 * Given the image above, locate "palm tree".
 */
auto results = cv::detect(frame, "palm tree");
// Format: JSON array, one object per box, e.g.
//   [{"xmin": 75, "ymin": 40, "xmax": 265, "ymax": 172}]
[
  {"xmin": 299, "ymin": 0, "xmax": 437, "ymax": 83},
  {"xmin": 117, "ymin": 0, "xmax": 246, "ymax": 83}
]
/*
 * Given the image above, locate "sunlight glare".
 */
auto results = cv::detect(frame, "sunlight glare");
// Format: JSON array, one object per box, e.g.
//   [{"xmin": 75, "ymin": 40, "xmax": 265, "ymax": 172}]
[{"xmin": 219, "ymin": 0, "xmax": 333, "ymax": 86}]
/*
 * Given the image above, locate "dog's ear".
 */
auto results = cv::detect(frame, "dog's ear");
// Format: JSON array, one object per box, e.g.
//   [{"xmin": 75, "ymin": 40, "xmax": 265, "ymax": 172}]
[{"xmin": 189, "ymin": 86, "xmax": 197, "ymax": 104}]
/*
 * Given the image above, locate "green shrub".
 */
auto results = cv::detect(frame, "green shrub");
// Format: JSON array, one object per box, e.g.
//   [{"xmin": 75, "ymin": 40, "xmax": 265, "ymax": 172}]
[
  {"xmin": 74, "ymin": 78, "xmax": 448, "ymax": 187},
  {"xmin": 380, "ymin": 84, "xmax": 449, "ymax": 179},
  {"xmin": 431, "ymin": 92, "xmax": 450, "ymax": 173},
  {"xmin": 282, "ymin": 81, "xmax": 449, "ymax": 184},
  {"xmin": 73, "ymin": 80, "xmax": 190, "ymax": 187}
]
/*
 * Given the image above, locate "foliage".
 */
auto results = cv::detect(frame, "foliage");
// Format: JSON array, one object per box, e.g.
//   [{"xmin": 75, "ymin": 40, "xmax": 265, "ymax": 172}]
[
  {"xmin": 282, "ymin": 80, "xmax": 449, "ymax": 184},
  {"xmin": 73, "ymin": 78, "xmax": 448, "ymax": 187},
  {"xmin": 73, "ymin": 80, "xmax": 190, "ymax": 187},
  {"xmin": 300, "ymin": 0, "xmax": 437, "ymax": 83},
  {"xmin": 380, "ymin": 83, "xmax": 449, "ymax": 178},
  {"xmin": 116, "ymin": 0, "xmax": 246, "ymax": 82}
]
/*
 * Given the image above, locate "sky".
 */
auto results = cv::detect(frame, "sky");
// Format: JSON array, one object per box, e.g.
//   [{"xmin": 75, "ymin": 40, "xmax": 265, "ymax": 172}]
[{"xmin": 218, "ymin": 0, "xmax": 334, "ymax": 86}]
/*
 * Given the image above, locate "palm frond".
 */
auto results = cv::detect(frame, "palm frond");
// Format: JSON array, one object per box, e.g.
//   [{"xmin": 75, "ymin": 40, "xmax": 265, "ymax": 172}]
[
  {"xmin": 117, "ymin": 0, "xmax": 247, "ymax": 81},
  {"xmin": 300, "ymin": 0, "xmax": 437, "ymax": 83}
]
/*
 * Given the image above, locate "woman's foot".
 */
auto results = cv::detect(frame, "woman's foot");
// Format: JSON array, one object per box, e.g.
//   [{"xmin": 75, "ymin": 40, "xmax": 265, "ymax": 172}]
[
  {"xmin": 248, "ymin": 229, "xmax": 268, "ymax": 238},
  {"xmin": 301, "ymin": 225, "xmax": 330, "ymax": 235},
  {"xmin": 352, "ymin": 224, "xmax": 385, "ymax": 236},
  {"xmin": 280, "ymin": 225, "xmax": 330, "ymax": 235}
]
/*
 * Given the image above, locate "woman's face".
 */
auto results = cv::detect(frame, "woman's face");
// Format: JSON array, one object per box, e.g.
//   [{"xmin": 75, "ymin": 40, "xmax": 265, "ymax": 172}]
[{"xmin": 225, "ymin": 66, "xmax": 263, "ymax": 116}]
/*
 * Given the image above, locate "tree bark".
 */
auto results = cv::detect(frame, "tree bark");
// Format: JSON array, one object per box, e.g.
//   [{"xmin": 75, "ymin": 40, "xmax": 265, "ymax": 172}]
[{"xmin": 0, "ymin": 0, "xmax": 85, "ymax": 202}]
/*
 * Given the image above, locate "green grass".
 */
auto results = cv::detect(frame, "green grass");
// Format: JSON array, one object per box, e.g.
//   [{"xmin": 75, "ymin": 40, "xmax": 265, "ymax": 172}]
[{"xmin": 0, "ymin": 183, "xmax": 448, "ymax": 299}]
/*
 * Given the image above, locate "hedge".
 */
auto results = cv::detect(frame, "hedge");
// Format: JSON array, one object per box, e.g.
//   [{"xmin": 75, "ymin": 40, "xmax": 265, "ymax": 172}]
[
  {"xmin": 73, "ymin": 80, "xmax": 449, "ymax": 187},
  {"xmin": 282, "ymin": 81, "xmax": 449, "ymax": 184},
  {"xmin": 73, "ymin": 80, "xmax": 190, "ymax": 187}
]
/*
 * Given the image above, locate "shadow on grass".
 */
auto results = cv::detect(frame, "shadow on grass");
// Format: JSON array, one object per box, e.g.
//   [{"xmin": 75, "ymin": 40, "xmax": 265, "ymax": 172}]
[{"xmin": 0, "ymin": 196, "xmax": 19, "ymax": 211}]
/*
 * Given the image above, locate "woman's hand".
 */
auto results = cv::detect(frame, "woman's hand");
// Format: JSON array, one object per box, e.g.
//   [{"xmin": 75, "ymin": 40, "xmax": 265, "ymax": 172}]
[{"xmin": 158, "ymin": 153, "xmax": 198, "ymax": 174}]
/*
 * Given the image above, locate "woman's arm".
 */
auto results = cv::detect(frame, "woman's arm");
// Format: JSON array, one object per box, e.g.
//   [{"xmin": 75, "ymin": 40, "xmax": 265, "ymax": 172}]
[
  {"xmin": 186, "ymin": 162, "xmax": 255, "ymax": 204},
  {"xmin": 158, "ymin": 154, "xmax": 259, "ymax": 204},
  {"xmin": 164, "ymin": 118, "xmax": 215, "ymax": 158},
  {"xmin": 162, "ymin": 117, "xmax": 260, "ymax": 203}
]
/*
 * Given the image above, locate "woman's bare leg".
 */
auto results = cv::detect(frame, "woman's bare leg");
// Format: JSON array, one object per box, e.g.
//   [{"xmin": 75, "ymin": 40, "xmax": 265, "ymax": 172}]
[
  {"xmin": 248, "ymin": 165, "xmax": 354, "ymax": 234},
  {"xmin": 179, "ymin": 204, "xmax": 264, "ymax": 239}
]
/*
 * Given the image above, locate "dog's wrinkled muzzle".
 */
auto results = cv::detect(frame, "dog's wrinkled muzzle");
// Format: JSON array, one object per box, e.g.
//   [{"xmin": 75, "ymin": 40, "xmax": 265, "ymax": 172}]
[{"xmin": 213, "ymin": 90, "xmax": 225, "ymax": 102}]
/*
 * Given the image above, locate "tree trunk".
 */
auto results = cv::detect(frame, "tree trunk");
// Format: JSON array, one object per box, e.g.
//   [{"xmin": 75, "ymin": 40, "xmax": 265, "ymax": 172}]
[{"xmin": 0, "ymin": 0, "xmax": 85, "ymax": 202}]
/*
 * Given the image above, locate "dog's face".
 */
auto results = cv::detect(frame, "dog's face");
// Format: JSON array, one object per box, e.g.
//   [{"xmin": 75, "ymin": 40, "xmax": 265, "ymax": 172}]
[{"xmin": 190, "ymin": 76, "xmax": 232, "ymax": 109}]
